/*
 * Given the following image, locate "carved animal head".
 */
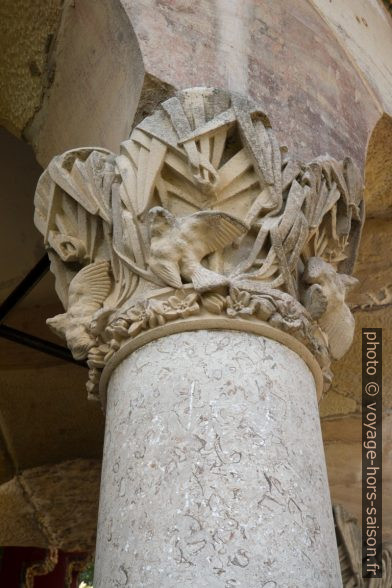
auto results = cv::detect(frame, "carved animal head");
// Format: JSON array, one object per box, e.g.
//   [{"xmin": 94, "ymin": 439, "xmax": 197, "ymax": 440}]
[
  {"xmin": 47, "ymin": 313, "xmax": 95, "ymax": 360},
  {"xmin": 303, "ymin": 257, "xmax": 358, "ymax": 311},
  {"xmin": 46, "ymin": 261, "xmax": 112, "ymax": 360},
  {"xmin": 303, "ymin": 257, "xmax": 358, "ymax": 290},
  {"xmin": 148, "ymin": 207, "xmax": 177, "ymax": 237},
  {"xmin": 46, "ymin": 313, "xmax": 67, "ymax": 339},
  {"xmin": 303, "ymin": 257, "xmax": 338, "ymax": 285}
]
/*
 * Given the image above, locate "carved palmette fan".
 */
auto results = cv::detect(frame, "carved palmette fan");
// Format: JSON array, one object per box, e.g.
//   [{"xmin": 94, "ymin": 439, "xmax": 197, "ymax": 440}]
[
  {"xmin": 118, "ymin": 89, "xmax": 283, "ymax": 221},
  {"xmin": 112, "ymin": 90, "xmax": 289, "ymax": 295},
  {"xmin": 116, "ymin": 88, "xmax": 363, "ymax": 297},
  {"xmin": 34, "ymin": 88, "xmax": 364, "ymax": 312},
  {"xmin": 110, "ymin": 89, "xmax": 287, "ymax": 293}
]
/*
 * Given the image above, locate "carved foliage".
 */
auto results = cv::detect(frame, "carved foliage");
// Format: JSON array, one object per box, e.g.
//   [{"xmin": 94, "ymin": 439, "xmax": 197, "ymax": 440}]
[
  {"xmin": 334, "ymin": 504, "xmax": 392, "ymax": 587},
  {"xmin": 33, "ymin": 88, "xmax": 364, "ymax": 397}
]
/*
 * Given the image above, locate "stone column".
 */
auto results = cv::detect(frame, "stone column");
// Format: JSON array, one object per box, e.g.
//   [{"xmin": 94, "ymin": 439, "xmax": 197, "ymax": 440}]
[
  {"xmin": 94, "ymin": 329, "xmax": 341, "ymax": 587},
  {"xmin": 33, "ymin": 88, "xmax": 364, "ymax": 587}
]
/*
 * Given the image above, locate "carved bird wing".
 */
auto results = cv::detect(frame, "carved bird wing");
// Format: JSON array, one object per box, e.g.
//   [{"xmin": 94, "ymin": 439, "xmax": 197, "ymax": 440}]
[
  {"xmin": 180, "ymin": 211, "xmax": 248, "ymax": 259},
  {"xmin": 68, "ymin": 260, "xmax": 112, "ymax": 312},
  {"xmin": 147, "ymin": 258, "xmax": 182, "ymax": 289}
]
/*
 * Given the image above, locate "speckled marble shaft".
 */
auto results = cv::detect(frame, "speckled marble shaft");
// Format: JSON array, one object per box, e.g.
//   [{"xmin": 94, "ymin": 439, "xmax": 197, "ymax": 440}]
[{"xmin": 94, "ymin": 330, "xmax": 342, "ymax": 588}]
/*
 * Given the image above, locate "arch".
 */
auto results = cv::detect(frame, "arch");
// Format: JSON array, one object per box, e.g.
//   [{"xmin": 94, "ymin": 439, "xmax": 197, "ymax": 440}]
[
  {"xmin": 349, "ymin": 113, "xmax": 392, "ymax": 308},
  {"xmin": 364, "ymin": 113, "xmax": 392, "ymax": 218},
  {"xmin": 25, "ymin": 0, "xmax": 146, "ymax": 166}
]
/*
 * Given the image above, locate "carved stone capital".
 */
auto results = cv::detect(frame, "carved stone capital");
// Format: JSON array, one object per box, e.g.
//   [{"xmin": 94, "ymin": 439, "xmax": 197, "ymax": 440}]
[
  {"xmin": 34, "ymin": 88, "xmax": 364, "ymax": 400},
  {"xmin": 334, "ymin": 504, "xmax": 392, "ymax": 586}
]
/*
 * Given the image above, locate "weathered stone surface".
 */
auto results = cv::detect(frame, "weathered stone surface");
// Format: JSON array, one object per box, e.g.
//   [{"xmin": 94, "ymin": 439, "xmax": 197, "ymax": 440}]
[
  {"xmin": 334, "ymin": 503, "xmax": 392, "ymax": 586},
  {"xmin": 133, "ymin": 73, "xmax": 175, "ymax": 127},
  {"xmin": 0, "ymin": 475, "xmax": 47, "ymax": 547},
  {"xmin": 94, "ymin": 330, "xmax": 341, "ymax": 588},
  {"xmin": 347, "ymin": 113, "xmax": 392, "ymax": 310},
  {"xmin": 21, "ymin": 459, "xmax": 101, "ymax": 551},
  {"xmin": 2, "ymin": 0, "xmax": 386, "ymax": 175},
  {"xmin": 349, "ymin": 219, "xmax": 392, "ymax": 309},
  {"xmin": 122, "ymin": 0, "xmax": 380, "ymax": 169},
  {"xmin": 0, "ymin": 0, "xmax": 62, "ymax": 136},
  {"xmin": 319, "ymin": 305, "xmax": 392, "ymax": 527},
  {"xmin": 319, "ymin": 390, "xmax": 357, "ymax": 418},
  {"xmin": 26, "ymin": 0, "xmax": 145, "ymax": 166},
  {"xmin": 311, "ymin": 0, "xmax": 392, "ymax": 116},
  {"xmin": 364, "ymin": 114, "xmax": 392, "ymax": 218},
  {"xmin": 0, "ymin": 459, "xmax": 101, "ymax": 550},
  {"xmin": 34, "ymin": 88, "xmax": 363, "ymax": 398}
]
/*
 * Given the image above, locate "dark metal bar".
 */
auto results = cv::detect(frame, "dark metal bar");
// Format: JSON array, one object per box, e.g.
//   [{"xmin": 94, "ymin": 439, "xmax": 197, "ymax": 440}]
[
  {"xmin": 0, "ymin": 324, "xmax": 87, "ymax": 368},
  {"xmin": 0, "ymin": 255, "xmax": 50, "ymax": 322}
]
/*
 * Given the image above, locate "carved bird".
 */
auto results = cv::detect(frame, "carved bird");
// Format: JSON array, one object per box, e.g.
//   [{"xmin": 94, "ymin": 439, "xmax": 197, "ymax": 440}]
[
  {"xmin": 47, "ymin": 260, "xmax": 112, "ymax": 360},
  {"xmin": 302, "ymin": 257, "xmax": 358, "ymax": 360},
  {"xmin": 147, "ymin": 207, "xmax": 248, "ymax": 292}
]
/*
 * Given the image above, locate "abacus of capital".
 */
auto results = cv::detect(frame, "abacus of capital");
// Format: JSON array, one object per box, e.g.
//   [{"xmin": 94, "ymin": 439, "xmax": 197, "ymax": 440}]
[{"xmin": 34, "ymin": 88, "xmax": 364, "ymax": 587}]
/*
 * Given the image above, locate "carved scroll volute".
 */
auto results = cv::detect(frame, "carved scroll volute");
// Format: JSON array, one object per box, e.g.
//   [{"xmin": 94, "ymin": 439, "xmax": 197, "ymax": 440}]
[{"xmin": 33, "ymin": 88, "xmax": 364, "ymax": 399}]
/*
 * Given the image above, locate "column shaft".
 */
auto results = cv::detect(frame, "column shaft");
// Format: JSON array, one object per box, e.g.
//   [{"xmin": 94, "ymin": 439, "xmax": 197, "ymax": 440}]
[{"xmin": 94, "ymin": 330, "xmax": 341, "ymax": 588}]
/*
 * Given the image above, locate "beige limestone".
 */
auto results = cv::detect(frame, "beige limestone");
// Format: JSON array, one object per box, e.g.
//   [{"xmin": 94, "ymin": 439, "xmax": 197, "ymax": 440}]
[
  {"xmin": 26, "ymin": 0, "xmax": 145, "ymax": 167},
  {"xmin": 347, "ymin": 112, "xmax": 392, "ymax": 311},
  {"xmin": 334, "ymin": 504, "xmax": 392, "ymax": 586},
  {"xmin": 319, "ymin": 391, "xmax": 357, "ymax": 418},
  {"xmin": 311, "ymin": 0, "xmax": 392, "ymax": 115},
  {"xmin": 21, "ymin": 459, "xmax": 101, "ymax": 551},
  {"xmin": 350, "ymin": 218, "xmax": 392, "ymax": 309},
  {"xmin": 0, "ymin": 474, "xmax": 47, "ymax": 547},
  {"xmin": 121, "ymin": 0, "xmax": 380, "ymax": 169},
  {"xmin": 0, "ymin": 459, "xmax": 101, "ymax": 550},
  {"xmin": 319, "ymin": 305, "xmax": 392, "ymax": 537},
  {"xmin": 33, "ymin": 88, "xmax": 363, "ymax": 399},
  {"xmin": 364, "ymin": 114, "xmax": 392, "ymax": 217},
  {"xmin": 0, "ymin": 0, "xmax": 62, "ymax": 136},
  {"xmin": 94, "ymin": 330, "xmax": 342, "ymax": 588}
]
